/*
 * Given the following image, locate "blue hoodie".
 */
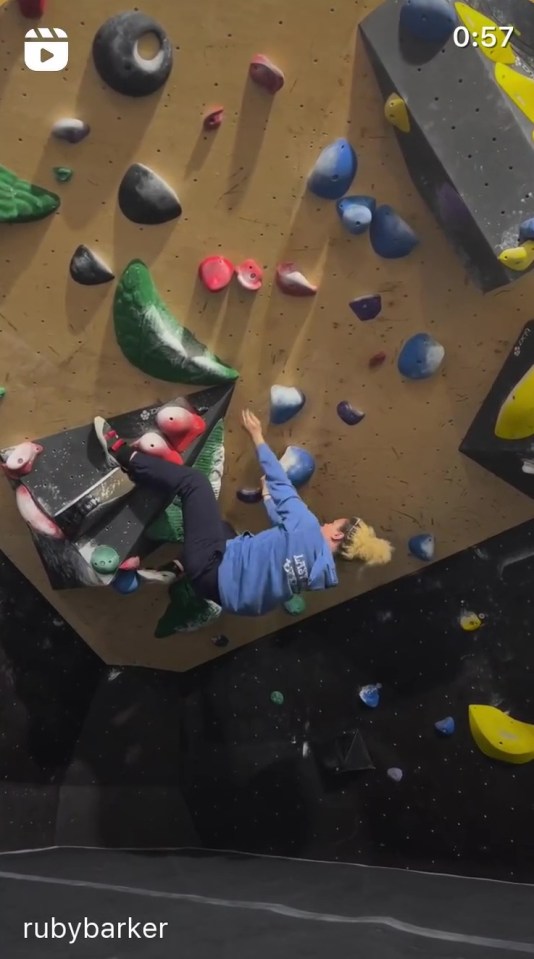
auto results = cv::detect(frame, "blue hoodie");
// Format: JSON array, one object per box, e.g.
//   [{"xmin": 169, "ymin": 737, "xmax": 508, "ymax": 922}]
[{"xmin": 217, "ymin": 443, "xmax": 338, "ymax": 616}]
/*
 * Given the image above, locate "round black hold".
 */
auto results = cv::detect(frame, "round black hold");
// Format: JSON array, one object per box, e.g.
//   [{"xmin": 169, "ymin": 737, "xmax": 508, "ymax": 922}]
[
  {"xmin": 69, "ymin": 245, "xmax": 115, "ymax": 285},
  {"xmin": 118, "ymin": 163, "xmax": 182, "ymax": 225},
  {"xmin": 92, "ymin": 11, "xmax": 173, "ymax": 97}
]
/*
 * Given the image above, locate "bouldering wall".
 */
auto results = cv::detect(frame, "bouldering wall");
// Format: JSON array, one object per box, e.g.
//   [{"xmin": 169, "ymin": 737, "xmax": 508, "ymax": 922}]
[{"xmin": 2, "ymin": 0, "xmax": 534, "ymax": 672}]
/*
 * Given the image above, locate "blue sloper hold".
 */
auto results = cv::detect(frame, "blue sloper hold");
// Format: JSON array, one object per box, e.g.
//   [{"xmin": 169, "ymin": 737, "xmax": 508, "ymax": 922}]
[
  {"xmin": 308, "ymin": 138, "xmax": 357, "ymax": 200},
  {"xmin": 336, "ymin": 195, "xmax": 375, "ymax": 235},
  {"xmin": 398, "ymin": 333, "xmax": 444, "ymax": 380},
  {"xmin": 359, "ymin": 683, "xmax": 381, "ymax": 708},
  {"xmin": 408, "ymin": 533, "xmax": 435, "ymax": 561},
  {"xmin": 370, "ymin": 205, "xmax": 419, "ymax": 259},
  {"xmin": 270, "ymin": 385, "xmax": 306, "ymax": 425},
  {"xmin": 519, "ymin": 217, "xmax": 534, "ymax": 242},
  {"xmin": 279, "ymin": 445, "xmax": 315, "ymax": 487},
  {"xmin": 399, "ymin": 0, "xmax": 457, "ymax": 43},
  {"xmin": 112, "ymin": 569, "xmax": 140, "ymax": 594},
  {"xmin": 435, "ymin": 716, "xmax": 455, "ymax": 736},
  {"xmin": 349, "ymin": 294, "xmax": 382, "ymax": 321}
]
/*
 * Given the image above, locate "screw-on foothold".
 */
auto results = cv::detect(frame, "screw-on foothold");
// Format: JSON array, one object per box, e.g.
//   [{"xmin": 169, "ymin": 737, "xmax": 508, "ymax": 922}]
[
  {"xmin": 212, "ymin": 635, "xmax": 229, "ymax": 647},
  {"xmin": 270, "ymin": 690, "xmax": 285, "ymax": 705},
  {"xmin": 387, "ymin": 767, "xmax": 404, "ymax": 782},
  {"xmin": 53, "ymin": 166, "xmax": 74, "ymax": 183},
  {"xmin": 204, "ymin": 107, "xmax": 224, "ymax": 130}
]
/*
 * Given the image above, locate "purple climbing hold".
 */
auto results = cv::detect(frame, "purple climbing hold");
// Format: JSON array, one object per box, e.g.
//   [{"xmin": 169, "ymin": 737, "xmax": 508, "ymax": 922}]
[
  {"xmin": 249, "ymin": 55, "xmax": 285, "ymax": 94},
  {"xmin": 236, "ymin": 487, "xmax": 262, "ymax": 504},
  {"xmin": 359, "ymin": 683, "xmax": 381, "ymax": 708},
  {"xmin": 279, "ymin": 446, "xmax": 315, "ymax": 487},
  {"xmin": 370, "ymin": 205, "xmax": 419, "ymax": 259},
  {"xmin": 336, "ymin": 195, "xmax": 375, "ymax": 235},
  {"xmin": 270, "ymin": 385, "xmax": 306, "ymax": 425},
  {"xmin": 387, "ymin": 767, "xmax": 404, "ymax": 783},
  {"xmin": 400, "ymin": 0, "xmax": 457, "ymax": 44},
  {"xmin": 349, "ymin": 295, "xmax": 382, "ymax": 321},
  {"xmin": 308, "ymin": 138, "xmax": 358, "ymax": 201},
  {"xmin": 337, "ymin": 401, "xmax": 365, "ymax": 426}
]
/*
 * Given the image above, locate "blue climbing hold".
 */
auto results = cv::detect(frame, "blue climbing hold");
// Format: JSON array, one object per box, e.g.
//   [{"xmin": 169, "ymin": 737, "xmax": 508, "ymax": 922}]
[
  {"xmin": 349, "ymin": 294, "xmax": 382, "ymax": 321},
  {"xmin": 359, "ymin": 683, "xmax": 382, "ymax": 708},
  {"xmin": 435, "ymin": 716, "xmax": 455, "ymax": 736},
  {"xmin": 270, "ymin": 385, "xmax": 306, "ymax": 425},
  {"xmin": 337, "ymin": 401, "xmax": 365, "ymax": 426},
  {"xmin": 112, "ymin": 569, "xmax": 140, "ymax": 594},
  {"xmin": 399, "ymin": 0, "xmax": 457, "ymax": 44},
  {"xmin": 279, "ymin": 446, "xmax": 315, "ymax": 487},
  {"xmin": 236, "ymin": 487, "xmax": 262, "ymax": 504},
  {"xmin": 308, "ymin": 138, "xmax": 357, "ymax": 200},
  {"xmin": 408, "ymin": 533, "xmax": 435, "ymax": 561},
  {"xmin": 398, "ymin": 333, "xmax": 445, "ymax": 380},
  {"xmin": 519, "ymin": 217, "xmax": 534, "ymax": 242},
  {"xmin": 370, "ymin": 205, "xmax": 419, "ymax": 259},
  {"xmin": 336, "ymin": 195, "xmax": 375, "ymax": 235}
]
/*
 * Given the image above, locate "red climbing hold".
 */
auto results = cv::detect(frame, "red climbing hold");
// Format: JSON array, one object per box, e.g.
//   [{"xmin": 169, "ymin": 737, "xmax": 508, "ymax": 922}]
[
  {"xmin": 203, "ymin": 107, "xmax": 224, "ymax": 130},
  {"xmin": 369, "ymin": 351, "xmax": 387, "ymax": 369},
  {"xmin": 156, "ymin": 406, "xmax": 206, "ymax": 454},
  {"xmin": 17, "ymin": 0, "xmax": 45, "ymax": 16},
  {"xmin": 236, "ymin": 259, "xmax": 263, "ymax": 291},
  {"xmin": 249, "ymin": 54, "xmax": 285, "ymax": 94},
  {"xmin": 2, "ymin": 441, "xmax": 43, "ymax": 477},
  {"xmin": 276, "ymin": 262, "xmax": 317, "ymax": 297},
  {"xmin": 119, "ymin": 556, "xmax": 141, "ymax": 571},
  {"xmin": 198, "ymin": 256, "xmax": 234, "ymax": 292},
  {"xmin": 132, "ymin": 432, "xmax": 184, "ymax": 465}
]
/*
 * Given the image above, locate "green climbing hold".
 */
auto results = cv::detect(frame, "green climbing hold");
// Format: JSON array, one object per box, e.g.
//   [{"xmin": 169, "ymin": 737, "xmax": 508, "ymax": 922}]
[
  {"xmin": 114, "ymin": 260, "xmax": 239, "ymax": 385},
  {"xmin": 155, "ymin": 578, "xmax": 221, "ymax": 637},
  {"xmin": 283, "ymin": 594, "xmax": 306, "ymax": 616},
  {"xmin": 147, "ymin": 421, "xmax": 225, "ymax": 542},
  {"xmin": 53, "ymin": 166, "xmax": 74, "ymax": 183},
  {"xmin": 0, "ymin": 388, "xmax": 5, "ymax": 399},
  {"xmin": 270, "ymin": 690, "xmax": 285, "ymax": 705},
  {"xmin": 0, "ymin": 164, "xmax": 60, "ymax": 222},
  {"xmin": 91, "ymin": 544, "xmax": 120, "ymax": 575}
]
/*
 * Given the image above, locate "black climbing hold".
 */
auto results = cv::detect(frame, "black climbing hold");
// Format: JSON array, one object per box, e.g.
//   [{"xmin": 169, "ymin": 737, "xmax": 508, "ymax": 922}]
[
  {"xmin": 69, "ymin": 245, "xmax": 115, "ymax": 286},
  {"xmin": 312, "ymin": 730, "xmax": 374, "ymax": 774},
  {"xmin": 118, "ymin": 163, "xmax": 182, "ymax": 225},
  {"xmin": 51, "ymin": 118, "xmax": 90, "ymax": 144},
  {"xmin": 92, "ymin": 11, "xmax": 173, "ymax": 97},
  {"xmin": 211, "ymin": 634, "xmax": 229, "ymax": 647}
]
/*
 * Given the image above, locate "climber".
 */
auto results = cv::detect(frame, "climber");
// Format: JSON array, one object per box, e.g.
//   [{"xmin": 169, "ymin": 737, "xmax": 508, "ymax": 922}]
[{"xmin": 93, "ymin": 410, "xmax": 393, "ymax": 616}]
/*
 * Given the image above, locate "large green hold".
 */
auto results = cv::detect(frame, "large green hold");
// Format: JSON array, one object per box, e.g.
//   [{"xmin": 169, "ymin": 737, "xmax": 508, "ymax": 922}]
[
  {"xmin": 114, "ymin": 260, "xmax": 239, "ymax": 385},
  {"xmin": 155, "ymin": 578, "xmax": 221, "ymax": 637},
  {"xmin": 0, "ymin": 165, "xmax": 60, "ymax": 222},
  {"xmin": 147, "ymin": 420, "xmax": 225, "ymax": 542}
]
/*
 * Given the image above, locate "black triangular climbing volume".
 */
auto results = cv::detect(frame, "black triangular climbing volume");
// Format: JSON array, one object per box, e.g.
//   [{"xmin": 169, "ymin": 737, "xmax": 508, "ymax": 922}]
[
  {"xmin": 460, "ymin": 320, "xmax": 534, "ymax": 499},
  {"xmin": 1, "ymin": 384, "xmax": 235, "ymax": 589}
]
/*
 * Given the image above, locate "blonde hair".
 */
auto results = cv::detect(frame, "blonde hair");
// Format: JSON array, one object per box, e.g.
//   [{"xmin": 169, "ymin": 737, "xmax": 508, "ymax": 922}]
[{"xmin": 338, "ymin": 517, "xmax": 393, "ymax": 566}]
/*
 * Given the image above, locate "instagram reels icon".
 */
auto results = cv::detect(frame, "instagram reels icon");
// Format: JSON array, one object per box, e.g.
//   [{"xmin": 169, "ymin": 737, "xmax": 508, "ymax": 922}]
[{"xmin": 24, "ymin": 26, "xmax": 68, "ymax": 72}]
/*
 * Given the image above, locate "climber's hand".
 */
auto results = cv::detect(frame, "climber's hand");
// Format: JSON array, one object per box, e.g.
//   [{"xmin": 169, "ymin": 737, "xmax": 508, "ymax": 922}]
[{"xmin": 241, "ymin": 409, "xmax": 264, "ymax": 445}]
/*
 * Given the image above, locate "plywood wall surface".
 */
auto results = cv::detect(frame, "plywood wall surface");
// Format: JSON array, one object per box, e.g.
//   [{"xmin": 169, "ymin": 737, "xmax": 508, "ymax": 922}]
[{"xmin": 0, "ymin": 0, "xmax": 533, "ymax": 671}]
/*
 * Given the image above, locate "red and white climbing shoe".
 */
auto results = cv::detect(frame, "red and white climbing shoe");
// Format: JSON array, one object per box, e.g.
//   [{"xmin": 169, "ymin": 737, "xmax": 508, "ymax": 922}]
[{"xmin": 94, "ymin": 416, "xmax": 130, "ymax": 468}]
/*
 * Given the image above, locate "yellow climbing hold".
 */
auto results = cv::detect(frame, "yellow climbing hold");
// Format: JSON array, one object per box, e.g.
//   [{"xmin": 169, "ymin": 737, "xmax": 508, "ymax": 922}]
[
  {"xmin": 459, "ymin": 611, "xmax": 483, "ymax": 631},
  {"xmin": 469, "ymin": 705, "xmax": 534, "ymax": 764},
  {"xmin": 495, "ymin": 364, "xmax": 534, "ymax": 440},
  {"xmin": 495, "ymin": 62, "xmax": 534, "ymax": 122},
  {"xmin": 454, "ymin": 3, "xmax": 516, "ymax": 64},
  {"xmin": 498, "ymin": 241, "xmax": 534, "ymax": 272},
  {"xmin": 384, "ymin": 94, "xmax": 410, "ymax": 133}
]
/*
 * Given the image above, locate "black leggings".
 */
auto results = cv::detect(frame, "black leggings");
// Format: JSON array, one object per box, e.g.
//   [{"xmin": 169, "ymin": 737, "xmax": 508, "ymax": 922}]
[{"xmin": 123, "ymin": 451, "xmax": 234, "ymax": 603}]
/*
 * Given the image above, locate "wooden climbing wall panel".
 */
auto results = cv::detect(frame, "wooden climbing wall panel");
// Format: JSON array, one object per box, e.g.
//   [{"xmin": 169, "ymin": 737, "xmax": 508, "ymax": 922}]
[{"xmin": 1, "ymin": 0, "xmax": 534, "ymax": 672}]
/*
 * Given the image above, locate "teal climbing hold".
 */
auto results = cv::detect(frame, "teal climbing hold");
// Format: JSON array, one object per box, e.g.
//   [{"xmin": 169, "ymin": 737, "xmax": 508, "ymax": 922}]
[
  {"xmin": 53, "ymin": 166, "xmax": 74, "ymax": 183},
  {"xmin": 91, "ymin": 545, "xmax": 120, "ymax": 574},
  {"xmin": 283, "ymin": 594, "xmax": 306, "ymax": 615},
  {"xmin": 270, "ymin": 690, "xmax": 285, "ymax": 705}
]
